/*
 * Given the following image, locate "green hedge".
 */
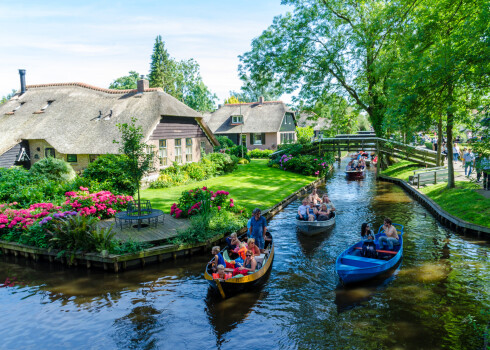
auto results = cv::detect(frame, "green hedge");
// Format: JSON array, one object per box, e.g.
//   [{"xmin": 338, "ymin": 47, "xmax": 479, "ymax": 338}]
[{"xmin": 248, "ymin": 149, "xmax": 274, "ymax": 158}]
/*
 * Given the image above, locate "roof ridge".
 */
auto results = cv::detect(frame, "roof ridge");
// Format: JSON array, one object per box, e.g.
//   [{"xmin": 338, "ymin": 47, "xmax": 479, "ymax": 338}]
[
  {"xmin": 224, "ymin": 101, "xmax": 284, "ymax": 106},
  {"xmin": 25, "ymin": 82, "xmax": 163, "ymax": 94}
]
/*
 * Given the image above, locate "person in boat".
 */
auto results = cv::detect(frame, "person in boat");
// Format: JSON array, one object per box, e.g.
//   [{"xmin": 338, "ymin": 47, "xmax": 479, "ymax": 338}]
[
  {"xmin": 360, "ymin": 223, "xmax": 374, "ymax": 242},
  {"xmin": 307, "ymin": 188, "xmax": 321, "ymax": 205},
  {"xmin": 378, "ymin": 218, "xmax": 400, "ymax": 250},
  {"xmin": 321, "ymin": 194, "xmax": 336, "ymax": 217},
  {"xmin": 346, "ymin": 161, "xmax": 355, "ymax": 171},
  {"xmin": 361, "ymin": 233, "xmax": 377, "ymax": 258},
  {"xmin": 356, "ymin": 157, "xmax": 366, "ymax": 170},
  {"xmin": 210, "ymin": 246, "xmax": 234, "ymax": 272},
  {"xmin": 226, "ymin": 233, "xmax": 240, "ymax": 259},
  {"xmin": 316, "ymin": 203, "xmax": 331, "ymax": 221},
  {"xmin": 232, "ymin": 250, "xmax": 257, "ymax": 276},
  {"xmin": 212, "ymin": 264, "xmax": 232, "ymax": 281},
  {"xmin": 297, "ymin": 199, "xmax": 309, "ymax": 221},
  {"xmin": 249, "ymin": 208, "xmax": 267, "ymax": 252},
  {"xmin": 308, "ymin": 201, "xmax": 318, "ymax": 221},
  {"xmin": 234, "ymin": 241, "xmax": 248, "ymax": 260},
  {"xmin": 247, "ymin": 238, "xmax": 261, "ymax": 256}
]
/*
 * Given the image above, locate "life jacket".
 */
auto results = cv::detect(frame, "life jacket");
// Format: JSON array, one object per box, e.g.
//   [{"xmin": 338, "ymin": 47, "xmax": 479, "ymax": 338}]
[
  {"xmin": 361, "ymin": 241, "xmax": 378, "ymax": 259},
  {"xmin": 236, "ymin": 246, "xmax": 247, "ymax": 260},
  {"xmin": 212, "ymin": 273, "xmax": 231, "ymax": 280}
]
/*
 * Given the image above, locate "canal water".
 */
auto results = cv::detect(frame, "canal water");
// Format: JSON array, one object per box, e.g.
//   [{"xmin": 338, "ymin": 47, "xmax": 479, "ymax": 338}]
[{"xmin": 1, "ymin": 161, "xmax": 489, "ymax": 349}]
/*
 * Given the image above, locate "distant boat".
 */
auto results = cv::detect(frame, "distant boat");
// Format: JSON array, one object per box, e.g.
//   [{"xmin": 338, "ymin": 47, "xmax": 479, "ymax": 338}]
[
  {"xmin": 204, "ymin": 232, "xmax": 274, "ymax": 298},
  {"xmin": 345, "ymin": 170, "xmax": 365, "ymax": 179},
  {"xmin": 296, "ymin": 212, "xmax": 336, "ymax": 236},
  {"xmin": 336, "ymin": 224, "xmax": 404, "ymax": 284}
]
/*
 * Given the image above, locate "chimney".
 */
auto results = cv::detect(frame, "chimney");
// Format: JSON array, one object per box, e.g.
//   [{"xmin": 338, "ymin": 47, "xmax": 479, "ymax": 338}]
[
  {"xmin": 137, "ymin": 77, "xmax": 149, "ymax": 93},
  {"xmin": 259, "ymin": 96, "xmax": 264, "ymax": 104},
  {"xmin": 19, "ymin": 69, "xmax": 26, "ymax": 94}
]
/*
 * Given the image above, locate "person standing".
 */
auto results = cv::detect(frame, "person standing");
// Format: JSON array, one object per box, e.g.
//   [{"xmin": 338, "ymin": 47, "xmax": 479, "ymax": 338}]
[
  {"xmin": 463, "ymin": 148, "xmax": 475, "ymax": 177},
  {"xmin": 474, "ymin": 152, "xmax": 482, "ymax": 183},
  {"xmin": 249, "ymin": 208, "xmax": 267, "ymax": 252},
  {"xmin": 453, "ymin": 144, "xmax": 460, "ymax": 162},
  {"xmin": 482, "ymin": 156, "xmax": 490, "ymax": 190}
]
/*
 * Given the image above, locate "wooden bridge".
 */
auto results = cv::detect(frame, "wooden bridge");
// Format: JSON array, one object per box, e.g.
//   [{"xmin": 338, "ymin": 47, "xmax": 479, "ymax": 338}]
[{"xmin": 305, "ymin": 132, "xmax": 440, "ymax": 168}]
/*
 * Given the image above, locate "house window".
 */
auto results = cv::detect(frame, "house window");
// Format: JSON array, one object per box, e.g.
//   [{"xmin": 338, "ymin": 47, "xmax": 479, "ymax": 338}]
[
  {"xmin": 67, "ymin": 154, "xmax": 77, "ymax": 163},
  {"xmin": 281, "ymin": 132, "xmax": 295, "ymax": 144},
  {"xmin": 252, "ymin": 133, "xmax": 264, "ymax": 145},
  {"xmin": 159, "ymin": 140, "xmax": 168, "ymax": 166},
  {"xmin": 45, "ymin": 148, "xmax": 55, "ymax": 158},
  {"xmin": 231, "ymin": 115, "xmax": 243, "ymax": 124},
  {"xmin": 240, "ymin": 134, "xmax": 247, "ymax": 146},
  {"xmin": 175, "ymin": 139, "xmax": 182, "ymax": 164},
  {"xmin": 186, "ymin": 138, "xmax": 193, "ymax": 162},
  {"xmin": 200, "ymin": 141, "xmax": 206, "ymax": 156}
]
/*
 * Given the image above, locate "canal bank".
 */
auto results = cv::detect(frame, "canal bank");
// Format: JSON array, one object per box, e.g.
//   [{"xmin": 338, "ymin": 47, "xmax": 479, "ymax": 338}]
[
  {"xmin": 0, "ymin": 165, "xmax": 331, "ymax": 272},
  {"xmin": 1, "ymin": 158, "xmax": 488, "ymax": 349}
]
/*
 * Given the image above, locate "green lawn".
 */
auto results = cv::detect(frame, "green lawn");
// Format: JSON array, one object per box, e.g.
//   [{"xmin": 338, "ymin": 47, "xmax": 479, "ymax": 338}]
[
  {"xmin": 381, "ymin": 160, "xmax": 422, "ymax": 181},
  {"xmin": 141, "ymin": 159, "xmax": 316, "ymax": 212},
  {"xmin": 420, "ymin": 182, "xmax": 490, "ymax": 228}
]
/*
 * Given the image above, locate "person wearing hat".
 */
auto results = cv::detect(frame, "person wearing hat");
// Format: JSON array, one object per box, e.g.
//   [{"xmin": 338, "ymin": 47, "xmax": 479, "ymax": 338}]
[{"xmin": 249, "ymin": 208, "xmax": 267, "ymax": 252}]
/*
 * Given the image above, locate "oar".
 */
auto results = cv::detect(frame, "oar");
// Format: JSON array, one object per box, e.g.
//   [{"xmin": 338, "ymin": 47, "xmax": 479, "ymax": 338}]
[{"xmin": 215, "ymin": 279, "xmax": 226, "ymax": 299}]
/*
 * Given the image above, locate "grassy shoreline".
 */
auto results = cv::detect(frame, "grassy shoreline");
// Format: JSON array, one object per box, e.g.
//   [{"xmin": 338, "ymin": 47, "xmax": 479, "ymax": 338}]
[
  {"xmin": 381, "ymin": 161, "xmax": 489, "ymax": 228},
  {"xmin": 142, "ymin": 159, "xmax": 316, "ymax": 213}
]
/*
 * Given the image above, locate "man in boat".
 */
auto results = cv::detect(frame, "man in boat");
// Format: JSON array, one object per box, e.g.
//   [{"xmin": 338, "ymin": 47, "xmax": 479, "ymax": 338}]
[
  {"xmin": 249, "ymin": 208, "xmax": 267, "ymax": 252},
  {"xmin": 378, "ymin": 218, "xmax": 399, "ymax": 251},
  {"xmin": 307, "ymin": 188, "xmax": 321, "ymax": 205}
]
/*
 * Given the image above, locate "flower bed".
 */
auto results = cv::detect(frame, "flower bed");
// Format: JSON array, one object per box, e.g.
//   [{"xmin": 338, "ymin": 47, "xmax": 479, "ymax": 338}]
[
  {"xmin": 170, "ymin": 186, "xmax": 239, "ymax": 218},
  {"xmin": 276, "ymin": 154, "xmax": 332, "ymax": 177}
]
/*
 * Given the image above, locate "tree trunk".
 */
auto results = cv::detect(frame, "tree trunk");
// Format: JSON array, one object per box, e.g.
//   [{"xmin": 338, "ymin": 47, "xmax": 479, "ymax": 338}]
[
  {"xmin": 446, "ymin": 85, "xmax": 455, "ymax": 189},
  {"xmin": 436, "ymin": 117, "xmax": 443, "ymax": 166}
]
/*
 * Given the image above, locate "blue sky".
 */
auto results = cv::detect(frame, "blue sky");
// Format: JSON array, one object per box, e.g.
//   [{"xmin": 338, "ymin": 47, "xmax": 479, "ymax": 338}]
[{"xmin": 0, "ymin": 0, "xmax": 291, "ymax": 102}]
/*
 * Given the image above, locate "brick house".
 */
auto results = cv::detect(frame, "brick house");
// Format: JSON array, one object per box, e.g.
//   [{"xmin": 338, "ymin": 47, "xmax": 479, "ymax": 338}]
[
  {"xmin": 0, "ymin": 70, "xmax": 218, "ymax": 171},
  {"xmin": 204, "ymin": 97, "xmax": 297, "ymax": 150}
]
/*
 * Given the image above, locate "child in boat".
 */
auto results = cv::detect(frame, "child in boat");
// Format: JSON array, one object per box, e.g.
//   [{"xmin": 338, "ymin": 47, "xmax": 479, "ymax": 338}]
[
  {"xmin": 210, "ymin": 246, "xmax": 234, "ymax": 272},
  {"xmin": 212, "ymin": 264, "xmax": 232, "ymax": 281},
  {"xmin": 226, "ymin": 233, "xmax": 240, "ymax": 259},
  {"xmin": 308, "ymin": 201, "xmax": 318, "ymax": 221},
  {"xmin": 297, "ymin": 199, "xmax": 309, "ymax": 221},
  {"xmin": 234, "ymin": 241, "xmax": 248, "ymax": 260}
]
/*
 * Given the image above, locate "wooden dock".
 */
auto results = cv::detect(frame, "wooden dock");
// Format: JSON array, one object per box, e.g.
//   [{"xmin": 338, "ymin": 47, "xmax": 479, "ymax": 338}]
[{"xmin": 99, "ymin": 214, "xmax": 190, "ymax": 243}]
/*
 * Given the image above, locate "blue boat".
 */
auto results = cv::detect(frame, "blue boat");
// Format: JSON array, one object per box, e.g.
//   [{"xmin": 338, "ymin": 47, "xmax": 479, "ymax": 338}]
[{"xmin": 336, "ymin": 224, "xmax": 404, "ymax": 284}]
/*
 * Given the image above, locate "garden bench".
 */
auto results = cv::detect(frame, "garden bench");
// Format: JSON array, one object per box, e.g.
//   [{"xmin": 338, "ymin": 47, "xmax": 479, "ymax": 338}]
[{"xmin": 409, "ymin": 167, "xmax": 449, "ymax": 188}]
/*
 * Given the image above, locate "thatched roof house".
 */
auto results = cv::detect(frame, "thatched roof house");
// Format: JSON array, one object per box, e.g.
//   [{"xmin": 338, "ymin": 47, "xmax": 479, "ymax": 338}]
[
  {"xmin": 205, "ymin": 98, "xmax": 297, "ymax": 150},
  {"xmin": 0, "ymin": 71, "xmax": 218, "ymax": 170},
  {"xmin": 296, "ymin": 112, "xmax": 331, "ymax": 138}
]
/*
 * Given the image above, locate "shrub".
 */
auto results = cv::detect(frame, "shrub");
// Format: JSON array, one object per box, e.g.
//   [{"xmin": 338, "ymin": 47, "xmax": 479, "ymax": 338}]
[
  {"xmin": 214, "ymin": 135, "xmax": 235, "ymax": 151},
  {"xmin": 171, "ymin": 186, "xmax": 232, "ymax": 218},
  {"xmin": 182, "ymin": 162, "xmax": 207, "ymax": 181},
  {"xmin": 248, "ymin": 149, "xmax": 274, "ymax": 158},
  {"xmin": 225, "ymin": 145, "xmax": 251, "ymax": 161},
  {"xmin": 109, "ymin": 240, "xmax": 153, "ymax": 255},
  {"xmin": 46, "ymin": 214, "xmax": 100, "ymax": 253},
  {"xmin": 206, "ymin": 153, "xmax": 237, "ymax": 175},
  {"xmin": 30, "ymin": 157, "xmax": 76, "ymax": 183},
  {"xmin": 83, "ymin": 154, "xmax": 136, "ymax": 195},
  {"xmin": 238, "ymin": 158, "xmax": 250, "ymax": 164},
  {"xmin": 277, "ymin": 154, "xmax": 332, "ymax": 176}
]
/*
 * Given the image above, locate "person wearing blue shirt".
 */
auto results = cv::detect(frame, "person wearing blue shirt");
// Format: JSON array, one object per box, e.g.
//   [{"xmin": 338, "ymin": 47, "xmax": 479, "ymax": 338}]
[{"xmin": 249, "ymin": 208, "xmax": 267, "ymax": 252}]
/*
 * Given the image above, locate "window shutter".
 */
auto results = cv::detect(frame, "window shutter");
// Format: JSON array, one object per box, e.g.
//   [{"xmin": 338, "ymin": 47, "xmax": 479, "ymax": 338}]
[
  {"xmin": 261, "ymin": 133, "xmax": 265, "ymax": 145},
  {"xmin": 250, "ymin": 133, "xmax": 253, "ymax": 144}
]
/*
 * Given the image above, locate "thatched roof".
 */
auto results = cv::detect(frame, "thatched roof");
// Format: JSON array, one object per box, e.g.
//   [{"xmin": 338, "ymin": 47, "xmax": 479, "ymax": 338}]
[
  {"xmin": 0, "ymin": 82, "xmax": 216, "ymax": 155},
  {"xmin": 206, "ymin": 101, "xmax": 294, "ymax": 134},
  {"xmin": 296, "ymin": 112, "xmax": 330, "ymax": 131}
]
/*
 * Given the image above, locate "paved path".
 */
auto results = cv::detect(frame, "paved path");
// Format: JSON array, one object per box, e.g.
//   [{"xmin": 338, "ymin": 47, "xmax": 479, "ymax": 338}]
[{"xmin": 99, "ymin": 214, "xmax": 190, "ymax": 243}]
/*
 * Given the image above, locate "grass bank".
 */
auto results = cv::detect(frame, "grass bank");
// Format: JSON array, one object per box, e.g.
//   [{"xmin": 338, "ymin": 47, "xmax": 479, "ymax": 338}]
[
  {"xmin": 142, "ymin": 159, "xmax": 316, "ymax": 213},
  {"xmin": 382, "ymin": 161, "xmax": 490, "ymax": 228}
]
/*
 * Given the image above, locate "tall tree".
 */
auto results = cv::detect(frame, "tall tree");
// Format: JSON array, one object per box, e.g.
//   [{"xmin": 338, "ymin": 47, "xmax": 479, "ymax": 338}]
[
  {"xmin": 148, "ymin": 35, "xmax": 178, "ymax": 96},
  {"xmin": 109, "ymin": 71, "xmax": 141, "ymax": 90},
  {"xmin": 239, "ymin": 0, "xmax": 419, "ymax": 136}
]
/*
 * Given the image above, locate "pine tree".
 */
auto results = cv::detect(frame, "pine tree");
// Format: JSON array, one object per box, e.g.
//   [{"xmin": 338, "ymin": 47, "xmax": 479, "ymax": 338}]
[{"xmin": 148, "ymin": 35, "xmax": 177, "ymax": 96}]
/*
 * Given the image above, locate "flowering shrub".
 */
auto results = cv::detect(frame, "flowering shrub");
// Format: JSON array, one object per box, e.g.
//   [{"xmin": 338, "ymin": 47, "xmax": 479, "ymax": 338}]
[
  {"xmin": 170, "ymin": 187, "xmax": 236, "ymax": 218},
  {"xmin": 277, "ymin": 154, "xmax": 332, "ymax": 177},
  {"xmin": 63, "ymin": 188, "xmax": 133, "ymax": 219}
]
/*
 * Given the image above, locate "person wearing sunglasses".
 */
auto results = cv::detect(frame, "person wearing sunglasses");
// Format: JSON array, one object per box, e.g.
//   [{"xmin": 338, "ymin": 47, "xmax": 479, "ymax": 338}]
[{"xmin": 232, "ymin": 250, "xmax": 257, "ymax": 276}]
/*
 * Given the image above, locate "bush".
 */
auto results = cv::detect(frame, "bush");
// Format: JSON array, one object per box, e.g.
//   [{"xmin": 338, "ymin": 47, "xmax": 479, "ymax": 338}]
[
  {"xmin": 425, "ymin": 142, "xmax": 434, "ymax": 150},
  {"xmin": 238, "ymin": 158, "xmax": 250, "ymax": 164},
  {"xmin": 248, "ymin": 149, "xmax": 274, "ymax": 158},
  {"xmin": 275, "ymin": 154, "xmax": 333, "ymax": 176},
  {"xmin": 225, "ymin": 145, "xmax": 251, "ymax": 161},
  {"xmin": 207, "ymin": 153, "xmax": 237, "ymax": 175},
  {"xmin": 30, "ymin": 157, "xmax": 76, "ymax": 183},
  {"xmin": 214, "ymin": 135, "xmax": 235, "ymax": 152},
  {"xmin": 83, "ymin": 154, "xmax": 136, "ymax": 195},
  {"xmin": 171, "ymin": 186, "xmax": 233, "ymax": 218}
]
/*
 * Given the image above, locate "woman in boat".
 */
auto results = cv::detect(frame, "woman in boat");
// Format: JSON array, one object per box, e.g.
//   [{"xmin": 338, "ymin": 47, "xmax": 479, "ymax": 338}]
[
  {"xmin": 308, "ymin": 201, "xmax": 318, "ymax": 221},
  {"xmin": 247, "ymin": 238, "xmax": 261, "ymax": 256},
  {"xmin": 232, "ymin": 250, "xmax": 257, "ymax": 276},
  {"xmin": 346, "ymin": 161, "xmax": 355, "ymax": 171},
  {"xmin": 321, "ymin": 194, "xmax": 336, "ymax": 217},
  {"xmin": 316, "ymin": 203, "xmax": 331, "ymax": 221},
  {"xmin": 360, "ymin": 222, "xmax": 374, "ymax": 242},
  {"xmin": 212, "ymin": 264, "xmax": 232, "ymax": 281},
  {"xmin": 357, "ymin": 157, "xmax": 366, "ymax": 170}
]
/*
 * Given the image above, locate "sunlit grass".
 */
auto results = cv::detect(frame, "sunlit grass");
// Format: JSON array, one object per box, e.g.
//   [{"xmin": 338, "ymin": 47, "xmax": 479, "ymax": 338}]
[
  {"xmin": 380, "ymin": 160, "xmax": 422, "ymax": 181},
  {"xmin": 141, "ymin": 159, "xmax": 316, "ymax": 212},
  {"xmin": 420, "ymin": 182, "xmax": 490, "ymax": 227}
]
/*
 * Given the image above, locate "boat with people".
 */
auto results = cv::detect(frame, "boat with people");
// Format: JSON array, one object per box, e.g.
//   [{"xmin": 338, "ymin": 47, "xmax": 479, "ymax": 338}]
[
  {"xmin": 345, "ymin": 170, "xmax": 365, "ymax": 179},
  {"xmin": 296, "ymin": 212, "xmax": 336, "ymax": 235},
  {"xmin": 204, "ymin": 231, "xmax": 274, "ymax": 298},
  {"xmin": 336, "ymin": 222, "xmax": 404, "ymax": 284}
]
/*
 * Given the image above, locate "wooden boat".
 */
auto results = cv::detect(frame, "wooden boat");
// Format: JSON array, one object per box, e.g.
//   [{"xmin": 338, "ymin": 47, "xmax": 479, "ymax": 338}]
[
  {"xmin": 296, "ymin": 212, "xmax": 336, "ymax": 236},
  {"xmin": 345, "ymin": 170, "xmax": 365, "ymax": 179},
  {"xmin": 336, "ymin": 224, "xmax": 404, "ymax": 284},
  {"xmin": 204, "ymin": 232, "xmax": 274, "ymax": 298}
]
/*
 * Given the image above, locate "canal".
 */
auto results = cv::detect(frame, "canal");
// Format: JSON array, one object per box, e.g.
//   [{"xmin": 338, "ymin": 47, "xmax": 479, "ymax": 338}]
[{"xmin": 1, "ymin": 160, "xmax": 489, "ymax": 349}]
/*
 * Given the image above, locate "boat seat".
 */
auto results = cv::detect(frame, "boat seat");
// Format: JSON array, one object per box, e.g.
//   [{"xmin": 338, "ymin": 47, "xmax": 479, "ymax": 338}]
[
  {"xmin": 255, "ymin": 254, "xmax": 265, "ymax": 265},
  {"xmin": 341, "ymin": 255, "xmax": 385, "ymax": 267},
  {"xmin": 338, "ymin": 264, "xmax": 358, "ymax": 270},
  {"xmin": 354, "ymin": 247, "xmax": 397, "ymax": 255}
]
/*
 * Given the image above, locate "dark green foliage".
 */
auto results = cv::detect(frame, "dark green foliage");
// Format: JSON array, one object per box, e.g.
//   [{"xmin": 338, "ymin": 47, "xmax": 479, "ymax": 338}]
[
  {"xmin": 207, "ymin": 153, "xmax": 237, "ymax": 175},
  {"xmin": 30, "ymin": 157, "xmax": 75, "ymax": 182},
  {"xmin": 1, "ymin": 89, "xmax": 17, "ymax": 104},
  {"xmin": 109, "ymin": 240, "xmax": 153, "ymax": 255},
  {"xmin": 248, "ymin": 149, "xmax": 274, "ymax": 159},
  {"xmin": 225, "ymin": 145, "xmax": 250, "ymax": 161},
  {"xmin": 214, "ymin": 136, "xmax": 235, "ymax": 151},
  {"xmin": 83, "ymin": 154, "xmax": 136, "ymax": 195},
  {"xmin": 109, "ymin": 71, "xmax": 141, "ymax": 90},
  {"xmin": 47, "ymin": 215, "xmax": 101, "ymax": 253}
]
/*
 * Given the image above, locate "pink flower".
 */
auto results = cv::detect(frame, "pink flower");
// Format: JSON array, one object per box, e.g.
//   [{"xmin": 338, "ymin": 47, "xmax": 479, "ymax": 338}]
[
  {"xmin": 230, "ymin": 203, "xmax": 234, "ymax": 207},
  {"xmin": 217, "ymin": 206, "xmax": 221, "ymax": 211},
  {"xmin": 315, "ymin": 171, "xmax": 320, "ymax": 175}
]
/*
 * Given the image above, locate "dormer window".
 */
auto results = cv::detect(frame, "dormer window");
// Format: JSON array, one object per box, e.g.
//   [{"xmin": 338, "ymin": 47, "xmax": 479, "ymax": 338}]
[
  {"xmin": 13, "ymin": 102, "xmax": 25, "ymax": 112},
  {"xmin": 231, "ymin": 115, "xmax": 243, "ymax": 124},
  {"xmin": 41, "ymin": 100, "xmax": 54, "ymax": 111}
]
